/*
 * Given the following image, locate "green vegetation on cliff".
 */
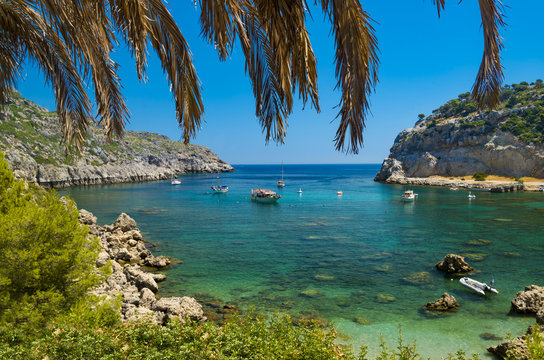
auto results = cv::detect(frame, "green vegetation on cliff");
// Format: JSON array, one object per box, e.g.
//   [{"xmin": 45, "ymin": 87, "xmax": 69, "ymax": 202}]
[
  {"xmin": 0, "ymin": 90, "xmax": 220, "ymax": 168},
  {"xmin": 425, "ymin": 79, "xmax": 544, "ymax": 144}
]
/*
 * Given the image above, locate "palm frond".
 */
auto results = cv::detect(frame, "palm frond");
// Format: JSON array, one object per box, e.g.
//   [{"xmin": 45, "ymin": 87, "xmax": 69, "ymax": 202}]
[
  {"xmin": 320, "ymin": 0, "xmax": 379, "ymax": 153},
  {"xmin": 198, "ymin": 0, "xmax": 240, "ymax": 60},
  {"xmin": 146, "ymin": 0, "xmax": 204, "ymax": 143},
  {"xmin": 0, "ymin": 0, "xmax": 92, "ymax": 148},
  {"xmin": 432, "ymin": 0, "xmax": 446, "ymax": 18},
  {"xmin": 472, "ymin": 0, "xmax": 504, "ymax": 109}
]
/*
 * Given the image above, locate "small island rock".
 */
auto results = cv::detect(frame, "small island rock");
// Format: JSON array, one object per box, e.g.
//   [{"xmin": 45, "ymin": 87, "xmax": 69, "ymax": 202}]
[
  {"xmin": 435, "ymin": 254, "xmax": 474, "ymax": 274},
  {"xmin": 424, "ymin": 293, "xmax": 459, "ymax": 311},
  {"xmin": 511, "ymin": 285, "xmax": 544, "ymax": 314}
]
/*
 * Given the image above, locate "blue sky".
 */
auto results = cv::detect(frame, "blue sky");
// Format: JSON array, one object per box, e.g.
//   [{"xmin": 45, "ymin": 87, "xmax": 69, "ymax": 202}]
[{"xmin": 16, "ymin": 1, "xmax": 544, "ymax": 164}]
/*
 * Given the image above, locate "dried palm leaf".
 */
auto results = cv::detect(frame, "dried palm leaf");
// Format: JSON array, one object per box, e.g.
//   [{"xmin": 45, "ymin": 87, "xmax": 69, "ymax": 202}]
[{"xmin": 320, "ymin": 0, "xmax": 379, "ymax": 153}]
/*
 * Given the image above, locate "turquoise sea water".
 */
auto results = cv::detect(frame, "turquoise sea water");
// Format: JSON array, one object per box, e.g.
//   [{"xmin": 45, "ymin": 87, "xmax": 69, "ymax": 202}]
[{"xmin": 59, "ymin": 164, "xmax": 544, "ymax": 358}]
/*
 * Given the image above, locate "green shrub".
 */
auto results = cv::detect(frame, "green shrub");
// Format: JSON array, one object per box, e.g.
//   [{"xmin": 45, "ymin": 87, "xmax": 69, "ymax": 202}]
[
  {"xmin": 0, "ymin": 153, "xmax": 105, "ymax": 331},
  {"xmin": 472, "ymin": 172, "xmax": 488, "ymax": 181}
]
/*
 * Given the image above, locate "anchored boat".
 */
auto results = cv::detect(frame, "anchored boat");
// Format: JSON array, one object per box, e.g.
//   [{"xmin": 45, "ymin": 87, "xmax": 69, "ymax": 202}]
[
  {"xmin": 460, "ymin": 277, "xmax": 498, "ymax": 296},
  {"xmin": 401, "ymin": 190, "xmax": 417, "ymax": 202},
  {"xmin": 211, "ymin": 170, "xmax": 228, "ymax": 193},
  {"xmin": 251, "ymin": 188, "xmax": 281, "ymax": 203}
]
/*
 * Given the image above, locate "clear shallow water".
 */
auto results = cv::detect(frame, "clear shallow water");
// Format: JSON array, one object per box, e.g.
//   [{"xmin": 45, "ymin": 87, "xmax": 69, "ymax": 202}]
[{"xmin": 59, "ymin": 164, "xmax": 544, "ymax": 358}]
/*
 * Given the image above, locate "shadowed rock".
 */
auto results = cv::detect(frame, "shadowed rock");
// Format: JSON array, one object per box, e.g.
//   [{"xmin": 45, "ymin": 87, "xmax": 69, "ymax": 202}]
[
  {"xmin": 435, "ymin": 254, "xmax": 474, "ymax": 274},
  {"xmin": 511, "ymin": 285, "xmax": 544, "ymax": 314},
  {"xmin": 424, "ymin": 293, "xmax": 459, "ymax": 311}
]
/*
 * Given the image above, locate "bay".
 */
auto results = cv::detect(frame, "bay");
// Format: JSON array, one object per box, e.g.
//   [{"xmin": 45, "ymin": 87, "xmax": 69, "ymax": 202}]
[{"xmin": 60, "ymin": 164, "xmax": 544, "ymax": 358}]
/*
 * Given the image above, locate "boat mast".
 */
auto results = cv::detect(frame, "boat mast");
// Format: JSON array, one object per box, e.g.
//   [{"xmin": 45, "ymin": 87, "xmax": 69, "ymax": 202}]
[{"xmin": 281, "ymin": 161, "xmax": 284, "ymax": 181}]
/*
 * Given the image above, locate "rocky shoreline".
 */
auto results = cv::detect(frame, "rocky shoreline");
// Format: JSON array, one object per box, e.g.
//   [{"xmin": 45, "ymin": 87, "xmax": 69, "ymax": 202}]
[
  {"xmin": 375, "ymin": 174, "xmax": 529, "ymax": 192},
  {"xmin": 1, "ymin": 90, "xmax": 234, "ymax": 188},
  {"xmin": 78, "ymin": 207, "xmax": 206, "ymax": 324}
]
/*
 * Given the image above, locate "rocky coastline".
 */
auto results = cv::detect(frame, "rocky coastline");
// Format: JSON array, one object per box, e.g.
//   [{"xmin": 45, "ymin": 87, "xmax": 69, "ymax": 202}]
[
  {"xmin": 1, "ymin": 90, "xmax": 233, "ymax": 188},
  {"xmin": 78, "ymin": 207, "xmax": 206, "ymax": 324},
  {"xmin": 375, "ymin": 83, "xmax": 544, "ymax": 191}
]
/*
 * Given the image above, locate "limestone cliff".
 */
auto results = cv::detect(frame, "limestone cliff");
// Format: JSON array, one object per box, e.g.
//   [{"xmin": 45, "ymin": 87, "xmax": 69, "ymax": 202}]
[
  {"xmin": 0, "ymin": 90, "xmax": 233, "ymax": 187},
  {"xmin": 376, "ymin": 81, "xmax": 544, "ymax": 182}
]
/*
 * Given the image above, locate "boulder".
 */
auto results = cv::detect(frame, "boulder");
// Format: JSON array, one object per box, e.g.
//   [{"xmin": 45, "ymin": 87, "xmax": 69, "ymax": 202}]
[
  {"xmin": 511, "ymin": 285, "xmax": 544, "ymax": 314},
  {"xmin": 435, "ymin": 254, "xmax": 474, "ymax": 274},
  {"xmin": 424, "ymin": 293, "xmax": 459, "ymax": 311},
  {"xmin": 95, "ymin": 251, "xmax": 110, "ymax": 267},
  {"xmin": 79, "ymin": 209, "xmax": 97, "ymax": 225},
  {"xmin": 151, "ymin": 273, "xmax": 167, "ymax": 282},
  {"xmin": 113, "ymin": 213, "xmax": 138, "ymax": 232},
  {"xmin": 488, "ymin": 336, "xmax": 529, "ymax": 360},
  {"xmin": 153, "ymin": 297, "xmax": 205, "ymax": 323},
  {"xmin": 537, "ymin": 309, "xmax": 544, "ymax": 325},
  {"xmin": 144, "ymin": 255, "xmax": 171, "ymax": 269},
  {"xmin": 124, "ymin": 265, "xmax": 159, "ymax": 293},
  {"xmin": 139, "ymin": 288, "xmax": 156, "ymax": 309}
]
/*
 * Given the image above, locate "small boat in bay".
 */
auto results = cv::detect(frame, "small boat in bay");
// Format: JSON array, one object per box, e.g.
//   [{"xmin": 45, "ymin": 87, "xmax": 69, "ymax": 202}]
[
  {"xmin": 251, "ymin": 188, "xmax": 281, "ymax": 203},
  {"xmin": 460, "ymin": 277, "xmax": 498, "ymax": 296},
  {"xmin": 297, "ymin": 188, "xmax": 302, "ymax": 194},
  {"xmin": 401, "ymin": 190, "xmax": 417, "ymax": 202},
  {"xmin": 211, "ymin": 170, "xmax": 228, "ymax": 193},
  {"xmin": 337, "ymin": 191, "xmax": 343, "ymax": 196},
  {"xmin": 171, "ymin": 176, "xmax": 181, "ymax": 185},
  {"xmin": 277, "ymin": 161, "xmax": 285, "ymax": 188},
  {"xmin": 468, "ymin": 191, "xmax": 476, "ymax": 199},
  {"xmin": 450, "ymin": 186, "xmax": 459, "ymax": 191}
]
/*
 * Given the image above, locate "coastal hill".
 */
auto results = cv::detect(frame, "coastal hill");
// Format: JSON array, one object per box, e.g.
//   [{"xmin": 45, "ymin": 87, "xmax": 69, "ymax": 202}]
[
  {"xmin": 0, "ymin": 90, "xmax": 233, "ymax": 187},
  {"xmin": 375, "ymin": 80, "xmax": 544, "ymax": 187}
]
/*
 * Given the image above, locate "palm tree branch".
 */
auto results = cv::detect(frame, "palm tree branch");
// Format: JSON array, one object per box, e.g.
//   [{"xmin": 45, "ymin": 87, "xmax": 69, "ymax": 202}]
[
  {"xmin": 320, "ymin": 0, "xmax": 379, "ymax": 153},
  {"xmin": 146, "ymin": 0, "xmax": 204, "ymax": 143}
]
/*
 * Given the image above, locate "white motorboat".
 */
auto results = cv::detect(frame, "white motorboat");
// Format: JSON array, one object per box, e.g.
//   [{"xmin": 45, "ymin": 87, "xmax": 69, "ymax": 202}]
[
  {"xmin": 401, "ymin": 190, "xmax": 417, "ymax": 202},
  {"xmin": 171, "ymin": 176, "xmax": 181, "ymax": 185},
  {"xmin": 297, "ymin": 188, "xmax": 302, "ymax": 194},
  {"xmin": 459, "ymin": 277, "xmax": 498, "ymax": 295},
  {"xmin": 468, "ymin": 191, "xmax": 476, "ymax": 199}
]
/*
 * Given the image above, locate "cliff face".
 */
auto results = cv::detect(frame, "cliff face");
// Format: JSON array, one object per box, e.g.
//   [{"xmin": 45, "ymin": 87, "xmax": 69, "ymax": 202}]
[
  {"xmin": 0, "ymin": 91, "xmax": 233, "ymax": 187},
  {"xmin": 376, "ymin": 82, "xmax": 544, "ymax": 182}
]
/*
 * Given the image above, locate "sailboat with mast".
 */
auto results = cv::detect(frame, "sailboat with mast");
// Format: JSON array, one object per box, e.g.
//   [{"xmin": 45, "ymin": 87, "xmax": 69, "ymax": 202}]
[
  {"xmin": 277, "ymin": 161, "xmax": 285, "ymax": 188},
  {"xmin": 211, "ymin": 170, "xmax": 228, "ymax": 193}
]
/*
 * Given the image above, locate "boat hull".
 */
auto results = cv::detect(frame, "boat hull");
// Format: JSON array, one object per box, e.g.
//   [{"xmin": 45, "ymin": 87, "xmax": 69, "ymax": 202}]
[
  {"xmin": 460, "ymin": 277, "xmax": 498, "ymax": 295},
  {"xmin": 251, "ymin": 196, "xmax": 280, "ymax": 203}
]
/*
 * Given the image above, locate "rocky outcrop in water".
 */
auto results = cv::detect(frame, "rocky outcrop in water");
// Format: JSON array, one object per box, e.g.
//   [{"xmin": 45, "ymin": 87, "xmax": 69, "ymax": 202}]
[
  {"xmin": 487, "ymin": 286, "xmax": 544, "ymax": 359},
  {"xmin": 435, "ymin": 254, "xmax": 474, "ymax": 275},
  {"xmin": 83, "ymin": 210, "xmax": 205, "ymax": 324},
  {"xmin": 375, "ymin": 82, "xmax": 544, "ymax": 184},
  {"xmin": 1, "ymin": 90, "xmax": 233, "ymax": 187},
  {"xmin": 510, "ymin": 285, "xmax": 544, "ymax": 314},
  {"xmin": 424, "ymin": 293, "xmax": 459, "ymax": 311}
]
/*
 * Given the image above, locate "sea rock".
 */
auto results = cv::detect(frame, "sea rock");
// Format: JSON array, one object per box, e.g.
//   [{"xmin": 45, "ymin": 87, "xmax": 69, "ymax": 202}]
[
  {"xmin": 424, "ymin": 293, "xmax": 459, "ymax": 311},
  {"xmin": 488, "ymin": 336, "xmax": 530, "ymax": 360},
  {"xmin": 537, "ymin": 309, "xmax": 544, "ymax": 325},
  {"xmin": 153, "ymin": 297, "xmax": 205, "ymax": 323},
  {"xmin": 435, "ymin": 254, "xmax": 474, "ymax": 274},
  {"xmin": 511, "ymin": 285, "xmax": 544, "ymax": 314},
  {"xmin": 113, "ymin": 213, "xmax": 138, "ymax": 232},
  {"xmin": 151, "ymin": 273, "xmax": 167, "ymax": 283},
  {"xmin": 124, "ymin": 265, "xmax": 159, "ymax": 293},
  {"xmin": 144, "ymin": 255, "xmax": 171, "ymax": 269},
  {"xmin": 79, "ymin": 209, "xmax": 97, "ymax": 225}
]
